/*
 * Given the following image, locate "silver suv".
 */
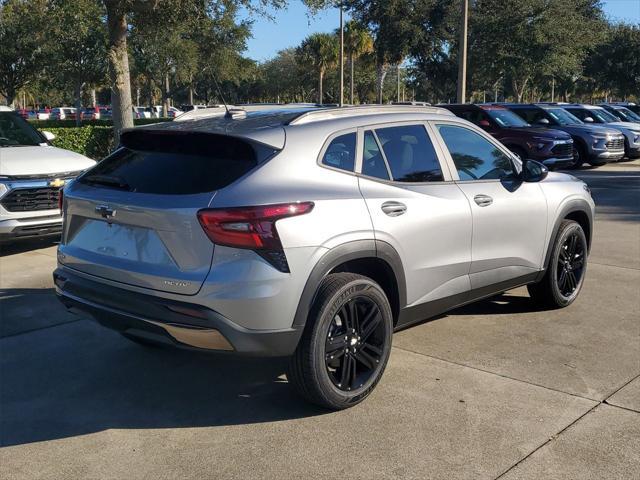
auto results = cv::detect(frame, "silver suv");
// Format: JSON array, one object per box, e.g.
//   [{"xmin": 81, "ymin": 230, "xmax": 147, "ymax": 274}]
[{"xmin": 54, "ymin": 105, "xmax": 594, "ymax": 409}]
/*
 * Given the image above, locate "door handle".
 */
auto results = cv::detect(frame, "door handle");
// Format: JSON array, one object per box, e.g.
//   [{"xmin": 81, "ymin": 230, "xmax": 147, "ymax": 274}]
[
  {"xmin": 381, "ymin": 201, "xmax": 407, "ymax": 217},
  {"xmin": 473, "ymin": 194, "xmax": 493, "ymax": 207}
]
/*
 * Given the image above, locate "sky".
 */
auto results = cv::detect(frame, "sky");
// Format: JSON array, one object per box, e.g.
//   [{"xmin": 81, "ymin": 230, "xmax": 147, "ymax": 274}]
[{"xmin": 240, "ymin": 0, "xmax": 640, "ymax": 62}]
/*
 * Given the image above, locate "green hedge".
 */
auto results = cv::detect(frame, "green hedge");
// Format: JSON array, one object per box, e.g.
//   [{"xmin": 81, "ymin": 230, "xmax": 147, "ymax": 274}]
[
  {"xmin": 44, "ymin": 126, "xmax": 114, "ymax": 160},
  {"xmin": 32, "ymin": 118, "xmax": 172, "ymax": 129}
]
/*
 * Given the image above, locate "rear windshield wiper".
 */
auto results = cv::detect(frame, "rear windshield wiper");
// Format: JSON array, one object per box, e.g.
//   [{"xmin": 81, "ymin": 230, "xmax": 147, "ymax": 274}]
[{"xmin": 82, "ymin": 174, "xmax": 131, "ymax": 190}]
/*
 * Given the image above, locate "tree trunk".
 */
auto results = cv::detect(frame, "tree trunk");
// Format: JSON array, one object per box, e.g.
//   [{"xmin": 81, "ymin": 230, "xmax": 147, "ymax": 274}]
[
  {"xmin": 6, "ymin": 86, "xmax": 16, "ymax": 107},
  {"xmin": 512, "ymin": 76, "xmax": 529, "ymax": 103},
  {"xmin": 147, "ymin": 78, "xmax": 153, "ymax": 107},
  {"xmin": 189, "ymin": 80, "xmax": 194, "ymax": 105},
  {"xmin": 105, "ymin": 1, "xmax": 133, "ymax": 143},
  {"xmin": 349, "ymin": 54, "xmax": 355, "ymax": 104},
  {"xmin": 376, "ymin": 63, "xmax": 387, "ymax": 104},
  {"xmin": 163, "ymin": 72, "xmax": 170, "ymax": 117},
  {"xmin": 74, "ymin": 80, "xmax": 82, "ymax": 127},
  {"xmin": 318, "ymin": 69, "xmax": 324, "ymax": 104}
]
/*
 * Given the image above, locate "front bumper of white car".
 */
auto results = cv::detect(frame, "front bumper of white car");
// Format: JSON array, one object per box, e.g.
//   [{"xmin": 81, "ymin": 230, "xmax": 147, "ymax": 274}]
[{"xmin": 0, "ymin": 177, "xmax": 68, "ymax": 240}]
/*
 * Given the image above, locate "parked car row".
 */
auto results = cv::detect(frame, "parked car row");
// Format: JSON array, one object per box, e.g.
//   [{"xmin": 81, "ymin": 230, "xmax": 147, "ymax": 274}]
[
  {"xmin": 17, "ymin": 104, "xmax": 186, "ymax": 122},
  {"xmin": 439, "ymin": 102, "xmax": 640, "ymax": 169},
  {"xmin": 134, "ymin": 105, "xmax": 182, "ymax": 119}
]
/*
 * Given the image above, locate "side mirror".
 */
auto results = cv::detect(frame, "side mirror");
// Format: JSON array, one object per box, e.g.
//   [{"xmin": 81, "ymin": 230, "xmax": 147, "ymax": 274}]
[
  {"xmin": 521, "ymin": 159, "xmax": 548, "ymax": 182},
  {"xmin": 583, "ymin": 116, "xmax": 594, "ymax": 123},
  {"xmin": 478, "ymin": 119, "xmax": 491, "ymax": 128},
  {"xmin": 536, "ymin": 118, "xmax": 550, "ymax": 126},
  {"xmin": 42, "ymin": 131, "xmax": 56, "ymax": 142}
]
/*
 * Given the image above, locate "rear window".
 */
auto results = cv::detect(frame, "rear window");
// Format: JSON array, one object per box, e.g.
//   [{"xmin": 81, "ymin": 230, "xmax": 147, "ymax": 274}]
[{"xmin": 79, "ymin": 131, "xmax": 276, "ymax": 195}]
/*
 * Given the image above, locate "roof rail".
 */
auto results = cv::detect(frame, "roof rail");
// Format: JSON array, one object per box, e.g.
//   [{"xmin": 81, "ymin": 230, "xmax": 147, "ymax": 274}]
[
  {"xmin": 288, "ymin": 105, "xmax": 454, "ymax": 125},
  {"xmin": 174, "ymin": 103, "xmax": 322, "ymax": 122}
]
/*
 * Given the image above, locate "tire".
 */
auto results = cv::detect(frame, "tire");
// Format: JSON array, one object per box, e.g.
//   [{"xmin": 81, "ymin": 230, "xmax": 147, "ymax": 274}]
[
  {"xmin": 571, "ymin": 143, "xmax": 586, "ymax": 169},
  {"xmin": 528, "ymin": 220, "xmax": 588, "ymax": 309},
  {"xmin": 287, "ymin": 273, "xmax": 393, "ymax": 410}
]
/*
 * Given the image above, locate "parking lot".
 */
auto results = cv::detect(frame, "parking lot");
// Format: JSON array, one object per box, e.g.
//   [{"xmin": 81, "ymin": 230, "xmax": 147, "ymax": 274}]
[{"xmin": 1, "ymin": 163, "xmax": 638, "ymax": 479}]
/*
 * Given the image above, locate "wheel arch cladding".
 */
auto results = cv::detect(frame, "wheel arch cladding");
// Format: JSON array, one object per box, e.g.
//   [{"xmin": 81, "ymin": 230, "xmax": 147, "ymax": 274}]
[
  {"xmin": 542, "ymin": 199, "xmax": 593, "ymax": 274},
  {"xmin": 292, "ymin": 240, "xmax": 406, "ymax": 328}
]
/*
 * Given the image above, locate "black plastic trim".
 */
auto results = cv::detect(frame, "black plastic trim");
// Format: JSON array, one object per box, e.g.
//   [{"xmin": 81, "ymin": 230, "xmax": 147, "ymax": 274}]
[
  {"xmin": 54, "ymin": 267, "xmax": 302, "ymax": 357},
  {"xmin": 291, "ymin": 239, "xmax": 406, "ymax": 327},
  {"xmin": 536, "ymin": 199, "xmax": 593, "ymax": 281},
  {"xmin": 396, "ymin": 272, "xmax": 539, "ymax": 330}
]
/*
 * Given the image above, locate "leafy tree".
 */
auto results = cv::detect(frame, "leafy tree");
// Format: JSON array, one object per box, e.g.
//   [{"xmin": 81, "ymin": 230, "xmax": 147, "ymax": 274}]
[
  {"xmin": 340, "ymin": 0, "xmax": 420, "ymax": 103},
  {"xmin": 296, "ymin": 32, "xmax": 339, "ymax": 104},
  {"xmin": 102, "ymin": 0, "xmax": 285, "ymax": 140},
  {"xmin": 585, "ymin": 22, "xmax": 640, "ymax": 100},
  {"xmin": 131, "ymin": 0, "xmax": 200, "ymax": 116},
  {"xmin": 0, "ymin": 0, "xmax": 48, "ymax": 106},
  {"xmin": 49, "ymin": 0, "xmax": 107, "ymax": 125},
  {"xmin": 470, "ymin": 0, "xmax": 605, "ymax": 102},
  {"xmin": 343, "ymin": 20, "xmax": 373, "ymax": 104}
]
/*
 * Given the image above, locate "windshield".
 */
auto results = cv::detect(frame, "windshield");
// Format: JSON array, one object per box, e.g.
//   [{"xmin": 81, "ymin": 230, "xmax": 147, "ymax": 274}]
[
  {"xmin": 615, "ymin": 107, "xmax": 640, "ymax": 122},
  {"xmin": 546, "ymin": 108, "xmax": 583, "ymax": 126},
  {"xmin": 485, "ymin": 109, "xmax": 530, "ymax": 127},
  {"xmin": 0, "ymin": 112, "xmax": 44, "ymax": 147},
  {"xmin": 591, "ymin": 108, "xmax": 619, "ymax": 123}
]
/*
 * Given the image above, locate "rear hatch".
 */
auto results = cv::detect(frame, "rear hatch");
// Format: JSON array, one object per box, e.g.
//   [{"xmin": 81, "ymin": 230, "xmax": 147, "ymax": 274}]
[{"xmin": 58, "ymin": 130, "xmax": 276, "ymax": 295}]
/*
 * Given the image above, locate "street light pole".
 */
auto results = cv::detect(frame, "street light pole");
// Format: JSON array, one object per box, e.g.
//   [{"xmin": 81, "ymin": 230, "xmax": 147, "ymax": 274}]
[
  {"xmin": 456, "ymin": 0, "xmax": 469, "ymax": 103},
  {"xmin": 339, "ymin": 5, "xmax": 344, "ymax": 107},
  {"xmin": 397, "ymin": 64, "xmax": 401, "ymax": 103}
]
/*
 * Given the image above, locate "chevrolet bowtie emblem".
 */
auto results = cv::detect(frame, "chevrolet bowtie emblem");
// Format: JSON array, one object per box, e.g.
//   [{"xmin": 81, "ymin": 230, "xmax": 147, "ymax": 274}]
[
  {"xmin": 95, "ymin": 204, "xmax": 116, "ymax": 221},
  {"xmin": 49, "ymin": 178, "xmax": 65, "ymax": 188}
]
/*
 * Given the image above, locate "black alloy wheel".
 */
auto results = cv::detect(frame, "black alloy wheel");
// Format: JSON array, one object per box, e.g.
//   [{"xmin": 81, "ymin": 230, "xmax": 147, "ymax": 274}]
[
  {"xmin": 288, "ymin": 273, "xmax": 393, "ymax": 410},
  {"xmin": 324, "ymin": 296, "xmax": 386, "ymax": 391},
  {"xmin": 572, "ymin": 144, "xmax": 585, "ymax": 169},
  {"xmin": 556, "ymin": 230, "xmax": 586, "ymax": 299},
  {"xmin": 528, "ymin": 220, "xmax": 588, "ymax": 308}
]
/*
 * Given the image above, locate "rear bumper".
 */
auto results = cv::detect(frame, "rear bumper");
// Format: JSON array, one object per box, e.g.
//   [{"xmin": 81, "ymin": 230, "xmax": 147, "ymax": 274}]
[{"xmin": 53, "ymin": 267, "xmax": 303, "ymax": 357}]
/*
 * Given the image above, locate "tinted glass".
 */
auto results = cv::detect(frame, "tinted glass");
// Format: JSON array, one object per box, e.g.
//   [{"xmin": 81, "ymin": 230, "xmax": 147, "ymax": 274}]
[
  {"xmin": 79, "ymin": 132, "xmax": 274, "ymax": 194},
  {"xmin": 362, "ymin": 131, "xmax": 390, "ymax": 180},
  {"xmin": 436, "ymin": 124, "xmax": 514, "ymax": 181},
  {"xmin": 485, "ymin": 109, "xmax": 530, "ymax": 127},
  {"xmin": 375, "ymin": 125, "xmax": 443, "ymax": 182},
  {"xmin": 509, "ymin": 107, "xmax": 548, "ymax": 125},
  {"xmin": 545, "ymin": 108, "xmax": 582, "ymax": 126},
  {"xmin": 321, "ymin": 132, "xmax": 356, "ymax": 172},
  {"xmin": 616, "ymin": 107, "xmax": 640, "ymax": 122},
  {"xmin": 453, "ymin": 108, "xmax": 488, "ymax": 124},
  {"xmin": 0, "ymin": 112, "xmax": 43, "ymax": 146},
  {"xmin": 592, "ymin": 108, "xmax": 618, "ymax": 123}
]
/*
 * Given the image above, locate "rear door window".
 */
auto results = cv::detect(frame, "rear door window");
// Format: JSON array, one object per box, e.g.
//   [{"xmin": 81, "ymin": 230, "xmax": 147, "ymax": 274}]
[
  {"xmin": 79, "ymin": 131, "xmax": 276, "ymax": 194},
  {"xmin": 321, "ymin": 132, "xmax": 356, "ymax": 172},
  {"xmin": 375, "ymin": 125, "xmax": 444, "ymax": 182},
  {"xmin": 362, "ymin": 131, "xmax": 390, "ymax": 180}
]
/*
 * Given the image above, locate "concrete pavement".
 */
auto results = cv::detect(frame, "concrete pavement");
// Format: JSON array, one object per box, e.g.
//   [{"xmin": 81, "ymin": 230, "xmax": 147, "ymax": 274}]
[{"xmin": 1, "ymin": 165, "xmax": 638, "ymax": 479}]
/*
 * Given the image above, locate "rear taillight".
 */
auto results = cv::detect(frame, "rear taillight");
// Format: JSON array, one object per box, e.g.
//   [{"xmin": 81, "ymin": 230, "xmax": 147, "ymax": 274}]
[{"xmin": 197, "ymin": 202, "xmax": 314, "ymax": 272}]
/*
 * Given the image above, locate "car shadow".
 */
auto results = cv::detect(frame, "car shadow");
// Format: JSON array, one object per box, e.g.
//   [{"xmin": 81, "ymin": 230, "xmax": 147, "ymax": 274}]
[
  {"xmin": 0, "ymin": 307, "xmax": 327, "ymax": 447},
  {"xmin": 449, "ymin": 293, "xmax": 550, "ymax": 316},
  {"xmin": 0, "ymin": 236, "xmax": 59, "ymax": 257}
]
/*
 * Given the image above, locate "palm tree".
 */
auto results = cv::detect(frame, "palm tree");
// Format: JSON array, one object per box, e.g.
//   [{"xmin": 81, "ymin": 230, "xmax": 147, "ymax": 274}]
[
  {"xmin": 297, "ymin": 33, "xmax": 338, "ymax": 104},
  {"xmin": 344, "ymin": 21, "xmax": 373, "ymax": 104}
]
